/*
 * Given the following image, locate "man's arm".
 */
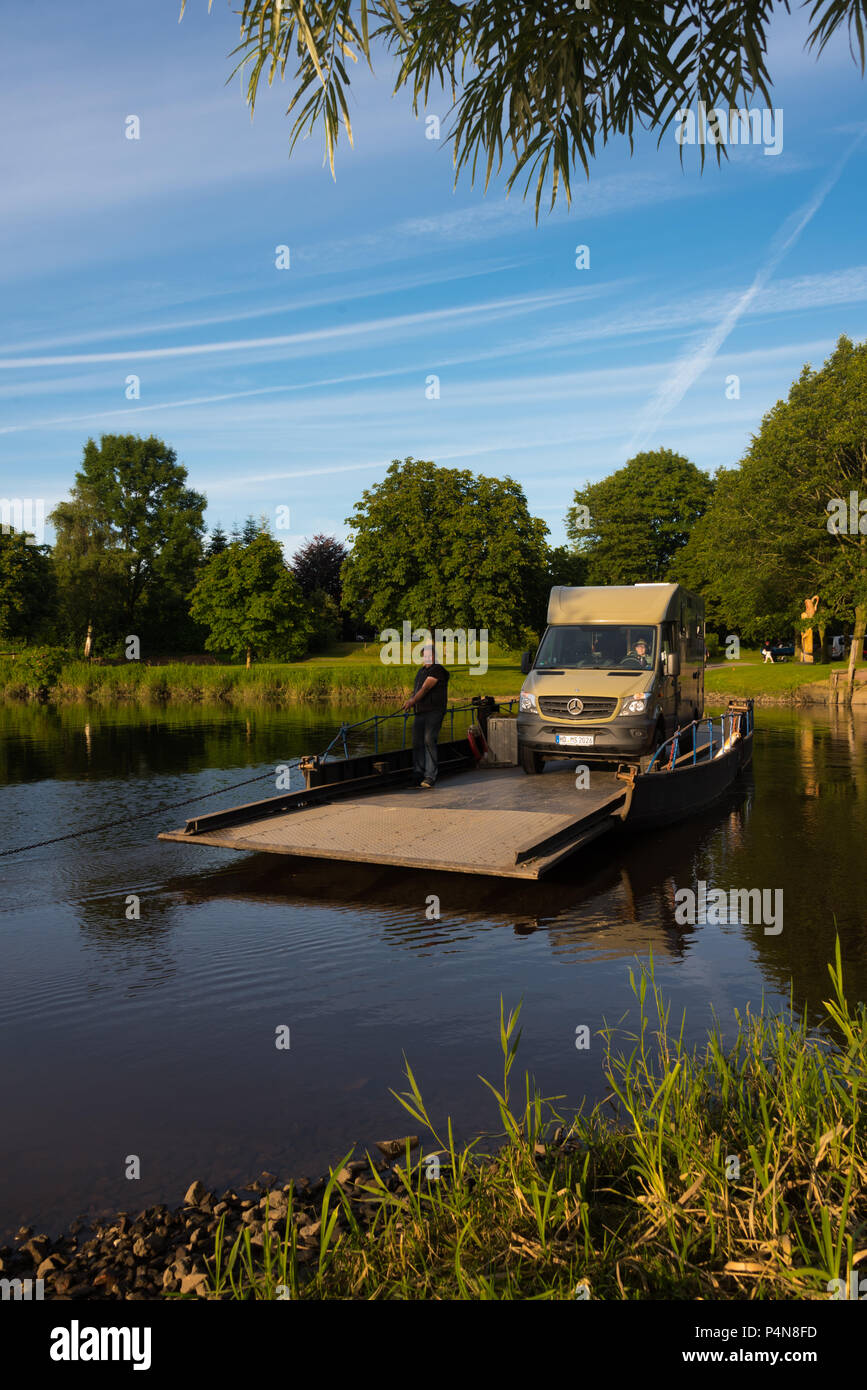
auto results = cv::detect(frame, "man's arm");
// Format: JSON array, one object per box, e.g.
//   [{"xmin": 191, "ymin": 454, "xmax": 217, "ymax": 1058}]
[{"xmin": 403, "ymin": 674, "xmax": 438, "ymax": 711}]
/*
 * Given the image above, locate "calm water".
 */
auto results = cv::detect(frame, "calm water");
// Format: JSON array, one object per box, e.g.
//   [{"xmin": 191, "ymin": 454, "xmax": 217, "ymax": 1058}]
[{"xmin": 1, "ymin": 700, "xmax": 866, "ymax": 1240}]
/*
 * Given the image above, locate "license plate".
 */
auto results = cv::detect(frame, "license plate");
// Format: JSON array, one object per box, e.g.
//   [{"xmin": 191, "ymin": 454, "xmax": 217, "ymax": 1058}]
[{"xmin": 555, "ymin": 734, "xmax": 594, "ymax": 746}]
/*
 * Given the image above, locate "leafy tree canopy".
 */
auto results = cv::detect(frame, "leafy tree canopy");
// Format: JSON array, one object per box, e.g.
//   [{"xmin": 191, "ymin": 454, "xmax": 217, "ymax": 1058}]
[
  {"xmin": 188, "ymin": 0, "xmax": 866, "ymax": 215},
  {"xmin": 51, "ymin": 434, "xmax": 206, "ymax": 631},
  {"xmin": 673, "ymin": 335, "xmax": 867, "ymax": 645},
  {"xmin": 566, "ymin": 449, "xmax": 714, "ymax": 585},
  {"xmin": 49, "ymin": 494, "xmax": 128, "ymax": 651},
  {"xmin": 0, "ymin": 529, "xmax": 57, "ymax": 644},
  {"xmin": 341, "ymin": 456, "xmax": 549, "ymax": 645},
  {"xmin": 189, "ymin": 530, "xmax": 312, "ymax": 665},
  {"xmin": 292, "ymin": 534, "xmax": 349, "ymax": 600},
  {"xmin": 521, "ymin": 544, "xmax": 590, "ymax": 635},
  {"xmin": 304, "ymin": 586, "xmax": 343, "ymax": 650}
]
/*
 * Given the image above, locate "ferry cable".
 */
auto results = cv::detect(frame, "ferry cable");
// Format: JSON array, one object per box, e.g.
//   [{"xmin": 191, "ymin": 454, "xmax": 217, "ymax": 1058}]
[
  {"xmin": 1, "ymin": 700, "xmax": 491, "ymax": 859},
  {"xmin": 0, "ymin": 760, "xmax": 304, "ymax": 859}
]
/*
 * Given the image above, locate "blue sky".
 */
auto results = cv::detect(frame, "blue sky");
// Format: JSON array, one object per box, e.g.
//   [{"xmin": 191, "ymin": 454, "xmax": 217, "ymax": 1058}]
[{"xmin": 1, "ymin": 1, "xmax": 866, "ymax": 555}]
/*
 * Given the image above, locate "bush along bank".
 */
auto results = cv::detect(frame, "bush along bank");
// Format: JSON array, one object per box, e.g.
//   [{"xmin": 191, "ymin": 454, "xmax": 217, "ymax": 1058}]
[{"xmin": 5, "ymin": 947, "xmax": 865, "ymax": 1301}]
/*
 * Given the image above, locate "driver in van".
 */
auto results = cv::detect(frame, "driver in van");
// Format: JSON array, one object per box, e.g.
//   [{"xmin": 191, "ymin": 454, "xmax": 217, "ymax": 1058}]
[{"xmin": 626, "ymin": 637, "xmax": 651, "ymax": 668}]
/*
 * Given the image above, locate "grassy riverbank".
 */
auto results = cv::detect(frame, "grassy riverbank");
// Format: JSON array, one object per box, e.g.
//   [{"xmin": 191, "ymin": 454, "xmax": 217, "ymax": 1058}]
[
  {"xmin": 17, "ymin": 948, "xmax": 862, "ymax": 1301},
  {"xmin": 0, "ymin": 644, "xmax": 522, "ymax": 703},
  {"xmin": 3, "ymin": 642, "xmax": 864, "ymax": 705},
  {"xmin": 200, "ymin": 946, "xmax": 865, "ymax": 1299}
]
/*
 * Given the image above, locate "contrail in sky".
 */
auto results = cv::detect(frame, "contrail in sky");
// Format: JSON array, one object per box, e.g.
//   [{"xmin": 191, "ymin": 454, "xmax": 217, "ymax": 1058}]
[
  {"xmin": 625, "ymin": 129, "xmax": 867, "ymax": 455},
  {"xmin": 0, "ymin": 288, "xmax": 598, "ymax": 370}
]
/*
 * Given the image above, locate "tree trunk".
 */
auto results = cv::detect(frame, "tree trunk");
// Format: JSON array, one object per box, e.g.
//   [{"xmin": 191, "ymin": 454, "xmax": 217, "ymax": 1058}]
[
  {"xmin": 83, "ymin": 622, "xmax": 93, "ymax": 660},
  {"xmin": 246, "ymin": 647, "xmax": 252, "ymax": 670},
  {"xmin": 845, "ymin": 604, "xmax": 866, "ymax": 704}
]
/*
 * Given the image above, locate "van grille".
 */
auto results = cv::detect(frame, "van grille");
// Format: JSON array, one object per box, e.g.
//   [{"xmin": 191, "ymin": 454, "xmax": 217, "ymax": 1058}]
[{"xmin": 538, "ymin": 696, "xmax": 618, "ymax": 720}]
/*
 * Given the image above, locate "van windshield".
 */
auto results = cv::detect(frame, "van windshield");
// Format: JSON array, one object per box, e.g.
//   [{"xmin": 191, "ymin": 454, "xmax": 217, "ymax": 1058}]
[{"xmin": 534, "ymin": 624, "xmax": 657, "ymax": 671}]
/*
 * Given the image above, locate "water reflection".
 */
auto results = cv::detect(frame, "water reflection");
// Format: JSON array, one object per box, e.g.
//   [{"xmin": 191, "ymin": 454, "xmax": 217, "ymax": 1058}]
[
  {"xmin": 160, "ymin": 772, "xmax": 756, "ymax": 965},
  {"xmin": 1, "ymin": 699, "xmax": 866, "ymax": 1238}
]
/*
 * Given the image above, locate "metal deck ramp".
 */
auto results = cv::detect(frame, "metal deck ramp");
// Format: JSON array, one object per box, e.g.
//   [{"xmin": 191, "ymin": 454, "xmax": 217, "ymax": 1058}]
[
  {"xmin": 159, "ymin": 762, "xmax": 626, "ymax": 880},
  {"xmin": 158, "ymin": 703, "xmax": 753, "ymax": 880}
]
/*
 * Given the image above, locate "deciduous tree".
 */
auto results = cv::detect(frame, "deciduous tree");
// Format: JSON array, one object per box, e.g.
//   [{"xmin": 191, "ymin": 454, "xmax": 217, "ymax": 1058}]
[
  {"xmin": 341, "ymin": 456, "xmax": 548, "ymax": 645},
  {"xmin": 0, "ymin": 528, "xmax": 57, "ymax": 644},
  {"xmin": 566, "ymin": 449, "xmax": 713, "ymax": 585},
  {"xmin": 291, "ymin": 534, "xmax": 349, "ymax": 600},
  {"xmin": 675, "ymin": 336, "xmax": 867, "ymax": 691},
  {"xmin": 189, "ymin": 531, "xmax": 312, "ymax": 667},
  {"xmin": 50, "ymin": 434, "xmax": 206, "ymax": 654}
]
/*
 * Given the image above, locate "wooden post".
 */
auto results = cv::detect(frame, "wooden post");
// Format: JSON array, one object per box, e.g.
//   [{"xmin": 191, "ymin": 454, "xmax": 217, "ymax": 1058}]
[{"xmin": 845, "ymin": 604, "xmax": 866, "ymax": 706}]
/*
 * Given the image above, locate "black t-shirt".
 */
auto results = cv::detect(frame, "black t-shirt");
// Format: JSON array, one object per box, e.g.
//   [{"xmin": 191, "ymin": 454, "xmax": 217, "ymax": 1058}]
[{"xmin": 412, "ymin": 662, "xmax": 449, "ymax": 713}]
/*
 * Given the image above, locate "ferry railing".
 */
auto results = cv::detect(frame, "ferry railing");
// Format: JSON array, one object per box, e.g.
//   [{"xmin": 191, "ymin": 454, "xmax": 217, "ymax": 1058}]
[
  {"xmin": 646, "ymin": 704, "xmax": 753, "ymax": 773},
  {"xmin": 318, "ymin": 696, "xmax": 519, "ymax": 763}
]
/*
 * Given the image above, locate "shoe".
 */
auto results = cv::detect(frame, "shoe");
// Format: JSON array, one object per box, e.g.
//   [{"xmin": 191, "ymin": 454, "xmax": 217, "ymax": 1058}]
[{"xmin": 420, "ymin": 779, "xmax": 434, "ymax": 788}]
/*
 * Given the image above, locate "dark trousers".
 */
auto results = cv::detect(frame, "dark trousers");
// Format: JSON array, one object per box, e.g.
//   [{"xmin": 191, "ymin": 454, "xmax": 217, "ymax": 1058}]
[{"xmin": 412, "ymin": 709, "xmax": 445, "ymax": 782}]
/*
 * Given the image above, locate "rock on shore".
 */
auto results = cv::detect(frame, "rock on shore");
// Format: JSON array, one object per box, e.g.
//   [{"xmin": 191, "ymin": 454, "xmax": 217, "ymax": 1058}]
[{"xmin": 0, "ymin": 1147, "xmax": 419, "ymax": 1300}]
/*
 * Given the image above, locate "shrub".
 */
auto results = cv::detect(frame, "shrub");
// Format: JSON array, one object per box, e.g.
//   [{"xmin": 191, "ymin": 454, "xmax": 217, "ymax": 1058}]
[{"xmin": 14, "ymin": 645, "xmax": 67, "ymax": 697}]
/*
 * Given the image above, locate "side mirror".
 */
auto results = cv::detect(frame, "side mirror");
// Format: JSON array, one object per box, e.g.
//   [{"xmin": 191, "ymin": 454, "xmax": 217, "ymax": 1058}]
[
  {"xmin": 665, "ymin": 652, "xmax": 680, "ymax": 678},
  {"xmin": 520, "ymin": 650, "xmax": 533, "ymax": 675}
]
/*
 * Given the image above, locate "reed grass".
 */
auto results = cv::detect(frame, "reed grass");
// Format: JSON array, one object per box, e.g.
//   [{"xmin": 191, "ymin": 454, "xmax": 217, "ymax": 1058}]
[
  {"xmin": 193, "ymin": 942, "xmax": 866, "ymax": 1300},
  {"xmin": 0, "ymin": 656, "xmax": 519, "ymax": 704}
]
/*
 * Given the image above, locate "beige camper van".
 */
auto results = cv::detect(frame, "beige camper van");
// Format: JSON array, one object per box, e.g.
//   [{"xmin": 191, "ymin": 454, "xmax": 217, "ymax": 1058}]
[{"xmin": 516, "ymin": 583, "xmax": 705, "ymax": 773}]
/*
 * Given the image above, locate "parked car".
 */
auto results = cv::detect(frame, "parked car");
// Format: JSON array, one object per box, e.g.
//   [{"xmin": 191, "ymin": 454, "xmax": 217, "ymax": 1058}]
[{"xmin": 769, "ymin": 642, "xmax": 795, "ymax": 661}]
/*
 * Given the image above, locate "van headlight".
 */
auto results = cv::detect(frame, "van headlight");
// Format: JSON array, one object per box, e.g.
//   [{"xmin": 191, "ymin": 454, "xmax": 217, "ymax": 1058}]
[
  {"xmin": 619, "ymin": 696, "xmax": 649, "ymax": 716},
  {"xmin": 520, "ymin": 691, "xmax": 538, "ymax": 712}
]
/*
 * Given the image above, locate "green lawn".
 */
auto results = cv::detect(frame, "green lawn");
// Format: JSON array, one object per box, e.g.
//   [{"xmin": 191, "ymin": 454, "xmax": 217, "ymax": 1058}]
[{"xmin": 705, "ymin": 653, "xmax": 861, "ymax": 698}]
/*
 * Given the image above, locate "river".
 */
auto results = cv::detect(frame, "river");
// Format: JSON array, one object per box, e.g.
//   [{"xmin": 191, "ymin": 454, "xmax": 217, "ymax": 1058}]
[{"xmin": 1, "ymin": 700, "xmax": 865, "ymax": 1239}]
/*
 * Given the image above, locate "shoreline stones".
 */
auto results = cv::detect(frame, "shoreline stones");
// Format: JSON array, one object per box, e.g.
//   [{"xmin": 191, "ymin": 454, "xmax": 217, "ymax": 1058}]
[{"xmin": 1, "ymin": 1148, "xmax": 418, "ymax": 1300}]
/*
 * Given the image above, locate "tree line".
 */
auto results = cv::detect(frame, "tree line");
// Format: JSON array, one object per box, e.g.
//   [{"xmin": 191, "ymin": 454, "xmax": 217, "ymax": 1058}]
[
  {"xmin": 573, "ymin": 334, "xmax": 867, "ymax": 665},
  {"xmin": 0, "ymin": 439, "xmax": 581, "ymax": 664},
  {"xmin": 2, "ymin": 335, "xmax": 865, "ymax": 667}
]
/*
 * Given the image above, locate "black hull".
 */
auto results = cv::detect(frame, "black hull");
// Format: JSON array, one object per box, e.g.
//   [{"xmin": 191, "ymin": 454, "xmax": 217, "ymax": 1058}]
[{"xmin": 621, "ymin": 731, "xmax": 753, "ymax": 829}]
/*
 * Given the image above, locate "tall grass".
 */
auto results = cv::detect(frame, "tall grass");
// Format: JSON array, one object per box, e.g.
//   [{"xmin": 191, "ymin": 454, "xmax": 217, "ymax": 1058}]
[
  {"xmin": 194, "ymin": 942, "xmax": 866, "ymax": 1299},
  {"xmin": 0, "ymin": 660, "xmax": 410, "ymax": 704},
  {"xmin": 0, "ymin": 658, "xmax": 519, "ymax": 704}
]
